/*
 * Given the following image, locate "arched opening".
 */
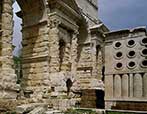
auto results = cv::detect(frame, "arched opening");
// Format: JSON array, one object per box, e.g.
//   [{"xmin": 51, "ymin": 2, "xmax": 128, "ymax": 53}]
[
  {"xmin": 96, "ymin": 45, "xmax": 100, "ymax": 63},
  {"xmin": 12, "ymin": 0, "xmax": 48, "ymax": 96},
  {"xmin": 13, "ymin": 1, "xmax": 22, "ymax": 84},
  {"xmin": 59, "ymin": 39, "xmax": 66, "ymax": 71}
]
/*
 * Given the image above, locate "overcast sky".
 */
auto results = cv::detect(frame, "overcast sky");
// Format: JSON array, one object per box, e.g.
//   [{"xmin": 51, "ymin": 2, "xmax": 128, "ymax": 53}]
[
  {"xmin": 12, "ymin": 2, "xmax": 21, "ymax": 56},
  {"xmin": 99, "ymin": 0, "xmax": 147, "ymax": 30},
  {"xmin": 12, "ymin": 0, "xmax": 147, "ymax": 46}
]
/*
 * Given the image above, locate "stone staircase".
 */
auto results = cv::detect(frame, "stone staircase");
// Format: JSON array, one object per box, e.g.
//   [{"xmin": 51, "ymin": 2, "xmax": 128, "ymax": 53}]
[{"xmin": 44, "ymin": 109, "xmax": 63, "ymax": 114}]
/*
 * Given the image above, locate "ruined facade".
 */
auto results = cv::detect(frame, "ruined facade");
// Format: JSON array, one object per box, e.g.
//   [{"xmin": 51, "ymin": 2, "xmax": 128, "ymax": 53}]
[{"xmin": 0, "ymin": 0, "xmax": 147, "ymax": 113}]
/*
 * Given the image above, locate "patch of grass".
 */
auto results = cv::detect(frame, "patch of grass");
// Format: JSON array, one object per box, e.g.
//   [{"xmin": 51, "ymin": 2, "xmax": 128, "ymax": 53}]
[
  {"xmin": 106, "ymin": 111, "xmax": 134, "ymax": 114},
  {"xmin": 5, "ymin": 112, "xmax": 16, "ymax": 114},
  {"xmin": 65, "ymin": 108, "xmax": 96, "ymax": 114}
]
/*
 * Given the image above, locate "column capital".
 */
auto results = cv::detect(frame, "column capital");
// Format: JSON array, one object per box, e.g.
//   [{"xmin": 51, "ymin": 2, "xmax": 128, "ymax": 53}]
[
  {"xmin": 72, "ymin": 30, "xmax": 79, "ymax": 40},
  {"xmin": 49, "ymin": 18, "xmax": 61, "ymax": 29}
]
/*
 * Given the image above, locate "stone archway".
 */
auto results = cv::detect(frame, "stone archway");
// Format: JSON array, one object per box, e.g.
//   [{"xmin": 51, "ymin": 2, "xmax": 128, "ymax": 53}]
[
  {"xmin": 14, "ymin": 0, "xmax": 81, "ymax": 99},
  {"xmin": 1, "ymin": 0, "xmax": 83, "ymax": 101},
  {"xmin": 15, "ymin": 0, "xmax": 50, "ymax": 98}
]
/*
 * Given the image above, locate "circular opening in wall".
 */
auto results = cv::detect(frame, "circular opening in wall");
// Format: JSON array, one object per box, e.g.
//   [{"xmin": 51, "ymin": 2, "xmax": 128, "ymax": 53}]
[
  {"xmin": 116, "ymin": 52, "xmax": 123, "ymax": 58},
  {"xmin": 128, "ymin": 50, "xmax": 136, "ymax": 58},
  {"xmin": 141, "ymin": 60, "xmax": 147, "ymax": 67},
  {"xmin": 141, "ymin": 38, "xmax": 147, "ymax": 45},
  {"xmin": 127, "ymin": 61, "xmax": 136, "ymax": 69},
  {"xmin": 115, "ymin": 52, "xmax": 123, "ymax": 59},
  {"xmin": 115, "ymin": 62, "xmax": 123, "ymax": 70},
  {"xmin": 127, "ymin": 40, "xmax": 136, "ymax": 47},
  {"xmin": 141, "ymin": 49, "xmax": 147, "ymax": 56},
  {"xmin": 114, "ymin": 42, "xmax": 122, "ymax": 49}
]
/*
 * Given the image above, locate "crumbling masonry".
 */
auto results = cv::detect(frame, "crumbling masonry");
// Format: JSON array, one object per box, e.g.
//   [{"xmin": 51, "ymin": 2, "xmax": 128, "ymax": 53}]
[{"xmin": 0, "ymin": 0, "xmax": 147, "ymax": 113}]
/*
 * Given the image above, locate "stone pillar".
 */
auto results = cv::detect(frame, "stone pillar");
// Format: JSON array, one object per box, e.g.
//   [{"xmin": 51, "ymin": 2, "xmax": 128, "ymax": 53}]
[
  {"xmin": 61, "ymin": 42, "xmax": 71, "ymax": 71},
  {"xmin": 49, "ymin": 19, "xmax": 60, "ymax": 73},
  {"xmin": 0, "ymin": 0, "xmax": 18, "ymax": 99},
  {"xmin": 71, "ymin": 30, "xmax": 78, "ymax": 77},
  {"xmin": 122, "ymin": 74, "xmax": 129, "ymax": 98},
  {"xmin": 129, "ymin": 74, "xmax": 134, "ymax": 98},
  {"xmin": 105, "ymin": 75, "xmax": 113, "ymax": 99},
  {"xmin": 114, "ymin": 74, "xmax": 121, "ymax": 98},
  {"xmin": 134, "ymin": 73, "xmax": 142, "ymax": 98},
  {"xmin": 97, "ymin": 51, "xmax": 103, "ymax": 80},
  {"xmin": 91, "ymin": 41, "xmax": 97, "ymax": 77},
  {"xmin": 70, "ymin": 30, "xmax": 80, "ymax": 91},
  {"xmin": 143, "ymin": 73, "xmax": 147, "ymax": 98}
]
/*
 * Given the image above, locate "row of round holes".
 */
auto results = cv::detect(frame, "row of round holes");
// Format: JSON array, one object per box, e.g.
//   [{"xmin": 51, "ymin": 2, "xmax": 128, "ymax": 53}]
[
  {"xmin": 114, "ymin": 38, "xmax": 147, "ymax": 49},
  {"xmin": 115, "ymin": 60, "xmax": 147, "ymax": 70},
  {"xmin": 114, "ymin": 48, "xmax": 147, "ymax": 59}
]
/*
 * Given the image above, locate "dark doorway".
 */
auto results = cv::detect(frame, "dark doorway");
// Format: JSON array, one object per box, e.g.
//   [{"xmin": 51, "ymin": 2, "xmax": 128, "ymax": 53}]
[
  {"xmin": 96, "ymin": 90, "xmax": 105, "ymax": 109},
  {"xmin": 66, "ymin": 79, "xmax": 73, "ymax": 95}
]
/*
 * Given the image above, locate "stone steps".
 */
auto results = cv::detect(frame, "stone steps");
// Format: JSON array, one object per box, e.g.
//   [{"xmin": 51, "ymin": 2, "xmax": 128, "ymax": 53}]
[
  {"xmin": 44, "ymin": 109, "xmax": 63, "ymax": 114},
  {"xmin": 16, "ymin": 103, "xmax": 48, "ymax": 114},
  {"xmin": 16, "ymin": 103, "xmax": 64, "ymax": 114}
]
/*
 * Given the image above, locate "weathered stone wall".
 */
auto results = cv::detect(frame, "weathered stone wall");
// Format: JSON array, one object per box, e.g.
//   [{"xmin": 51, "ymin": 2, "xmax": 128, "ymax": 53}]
[{"xmin": 0, "ymin": 0, "xmax": 18, "ymax": 99}]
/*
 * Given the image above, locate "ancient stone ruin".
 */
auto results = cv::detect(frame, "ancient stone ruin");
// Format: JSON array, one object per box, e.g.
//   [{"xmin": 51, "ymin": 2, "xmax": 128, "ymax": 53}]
[{"xmin": 0, "ymin": 0, "xmax": 147, "ymax": 113}]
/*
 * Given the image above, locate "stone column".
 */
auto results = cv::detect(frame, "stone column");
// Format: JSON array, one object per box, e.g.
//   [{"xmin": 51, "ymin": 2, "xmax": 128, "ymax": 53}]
[
  {"xmin": 97, "ymin": 51, "xmax": 103, "ymax": 80},
  {"xmin": 114, "ymin": 74, "xmax": 121, "ymax": 98},
  {"xmin": 0, "ymin": 0, "xmax": 18, "ymax": 99},
  {"xmin": 91, "ymin": 41, "xmax": 97, "ymax": 77},
  {"xmin": 70, "ymin": 30, "xmax": 80, "ymax": 91},
  {"xmin": 61, "ymin": 42, "xmax": 71, "ymax": 71},
  {"xmin": 143, "ymin": 73, "xmax": 147, "ymax": 98},
  {"xmin": 49, "ymin": 19, "xmax": 60, "ymax": 73},
  {"xmin": 122, "ymin": 74, "xmax": 129, "ymax": 98},
  {"xmin": 71, "ymin": 30, "xmax": 79, "ymax": 77},
  {"xmin": 134, "ymin": 73, "xmax": 143, "ymax": 98}
]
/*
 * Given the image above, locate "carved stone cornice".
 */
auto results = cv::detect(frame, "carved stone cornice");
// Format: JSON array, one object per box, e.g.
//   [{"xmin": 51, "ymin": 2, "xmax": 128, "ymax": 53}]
[
  {"xmin": 48, "ymin": 18, "xmax": 61, "ymax": 29},
  {"xmin": 72, "ymin": 30, "xmax": 79, "ymax": 40},
  {"xmin": 48, "ymin": 12, "xmax": 79, "ymax": 31},
  {"xmin": 48, "ymin": 0, "xmax": 82, "ymax": 22}
]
